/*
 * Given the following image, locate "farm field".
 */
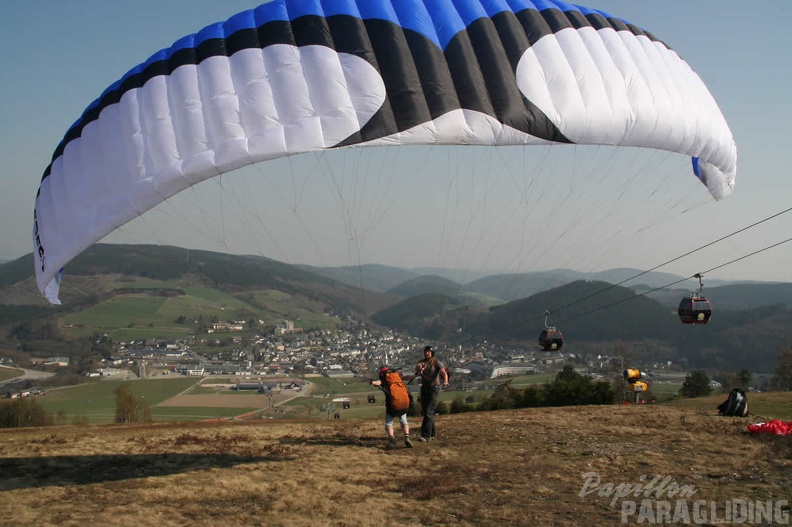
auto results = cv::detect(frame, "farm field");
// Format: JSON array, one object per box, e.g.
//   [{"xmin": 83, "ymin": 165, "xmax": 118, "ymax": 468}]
[
  {"xmin": 35, "ymin": 375, "xmax": 320, "ymax": 424},
  {"xmin": 38, "ymin": 378, "xmax": 200, "ymax": 423}
]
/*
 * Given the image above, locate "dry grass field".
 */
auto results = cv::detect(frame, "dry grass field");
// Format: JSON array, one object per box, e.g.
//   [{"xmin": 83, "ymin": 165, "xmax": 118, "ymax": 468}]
[{"xmin": 1, "ymin": 399, "xmax": 791, "ymax": 527}]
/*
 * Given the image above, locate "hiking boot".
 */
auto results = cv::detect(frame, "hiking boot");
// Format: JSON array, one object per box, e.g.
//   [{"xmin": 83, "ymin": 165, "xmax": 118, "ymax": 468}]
[
  {"xmin": 404, "ymin": 437, "xmax": 413, "ymax": 448},
  {"xmin": 385, "ymin": 439, "xmax": 396, "ymax": 450},
  {"xmin": 418, "ymin": 436, "xmax": 430, "ymax": 442}
]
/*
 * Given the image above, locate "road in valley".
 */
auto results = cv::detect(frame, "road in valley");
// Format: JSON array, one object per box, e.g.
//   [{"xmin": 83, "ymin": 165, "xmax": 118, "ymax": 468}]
[{"xmin": 0, "ymin": 367, "xmax": 55, "ymax": 387}]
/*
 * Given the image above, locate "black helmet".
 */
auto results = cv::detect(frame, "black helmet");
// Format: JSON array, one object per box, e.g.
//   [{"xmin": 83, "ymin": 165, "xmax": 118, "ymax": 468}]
[{"xmin": 424, "ymin": 345, "xmax": 434, "ymax": 356}]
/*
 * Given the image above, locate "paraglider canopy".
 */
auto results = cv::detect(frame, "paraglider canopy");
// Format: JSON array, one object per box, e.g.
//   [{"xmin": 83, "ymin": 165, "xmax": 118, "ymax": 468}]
[{"xmin": 32, "ymin": 0, "xmax": 737, "ymax": 304}]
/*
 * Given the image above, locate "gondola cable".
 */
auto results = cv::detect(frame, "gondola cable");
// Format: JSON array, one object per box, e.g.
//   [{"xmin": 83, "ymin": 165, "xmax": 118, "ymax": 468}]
[
  {"xmin": 543, "ymin": 205, "xmax": 792, "ymax": 321},
  {"xmin": 547, "ymin": 234, "xmax": 792, "ymax": 329},
  {"xmin": 455, "ymin": 231, "xmax": 792, "ymax": 346}
]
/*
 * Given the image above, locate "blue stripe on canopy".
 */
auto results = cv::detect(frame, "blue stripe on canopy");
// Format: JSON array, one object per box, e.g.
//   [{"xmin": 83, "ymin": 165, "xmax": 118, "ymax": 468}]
[
  {"xmin": 54, "ymin": 0, "xmax": 636, "ymax": 162},
  {"xmin": 147, "ymin": 0, "xmax": 627, "ymax": 58}
]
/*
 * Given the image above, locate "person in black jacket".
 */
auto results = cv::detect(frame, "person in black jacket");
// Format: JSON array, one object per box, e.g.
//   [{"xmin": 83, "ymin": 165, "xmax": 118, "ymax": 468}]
[{"xmin": 414, "ymin": 346, "xmax": 448, "ymax": 441}]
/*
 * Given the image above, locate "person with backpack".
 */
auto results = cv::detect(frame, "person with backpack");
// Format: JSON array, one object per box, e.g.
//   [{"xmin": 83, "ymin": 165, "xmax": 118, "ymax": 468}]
[
  {"xmin": 370, "ymin": 366, "xmax": 414, "ymax": 450},
  {"xmin": 414, "ymin": 345, "xmax": 449, "ymax": 442}
]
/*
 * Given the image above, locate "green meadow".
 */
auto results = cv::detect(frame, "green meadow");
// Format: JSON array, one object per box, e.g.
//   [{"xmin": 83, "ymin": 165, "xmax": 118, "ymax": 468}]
[
  {"xmin": 304, "ymin": 375, "xmax": 375, "ymax": 396},
  {"xmin": 666, "ymin": 390, "xmax": 792, "ymax": 421},
  {"xmin": 283, "ymin": 395, "xmax": 378, "ymax": 419},
  {"xmin": 62, "ymin": 295, "xmax": 211, "ymax": 340},
  {"xmin": 0, "ymin": 366, "xmax": 24, "ymax": 383},
  {"xmin": 646, "ymin": 381, "xmax": 684, "ymax": 401},
  {"xmin": 38, "ymin": 377, "xmax": 200, "ymax": 423}
]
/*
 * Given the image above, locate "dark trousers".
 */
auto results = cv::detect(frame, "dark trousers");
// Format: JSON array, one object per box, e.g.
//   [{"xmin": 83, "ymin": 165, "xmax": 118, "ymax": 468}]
[{"xmin": 420, "ymin": 385, "xmax": 440, "ymax": 438}]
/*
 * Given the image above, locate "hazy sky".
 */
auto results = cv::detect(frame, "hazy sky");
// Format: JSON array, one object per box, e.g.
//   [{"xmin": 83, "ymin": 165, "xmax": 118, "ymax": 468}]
[{"xmin": 2, "ymin": 1, "xmax": 791, "ymax": 288}]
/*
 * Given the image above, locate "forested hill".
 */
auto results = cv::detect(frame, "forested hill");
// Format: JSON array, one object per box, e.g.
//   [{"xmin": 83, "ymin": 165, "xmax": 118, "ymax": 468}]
[
  {"xmin": 0, "ymin": 244, "xmax": 400, "ymax": 317},
  {"xmin": 470, "ymin": 280, "xmax": 677, "ymax": 341},
  {"xmin": 370, "ymin": 280, "xmax": 678, "ymax": 345},
  {"xmin": 370, "ymin": 280, "xmax": 792, "ymax": 372}
]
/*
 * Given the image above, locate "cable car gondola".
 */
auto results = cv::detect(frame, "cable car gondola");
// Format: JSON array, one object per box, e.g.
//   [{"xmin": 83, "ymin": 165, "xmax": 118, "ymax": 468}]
[
  {"xmin": 538, "ymin": 328, "xmax": 564, "ymax": 351},
  {"xmin": 678, "ymin": 273, "xmax": 712, "ymax": 325},
  {"xmin": 538, "ymin": 310, "xmax": 564, "ymax": 351},
  {"xmin": 678, "ymin": 296, "xmax": 712, "ymax": 324}
]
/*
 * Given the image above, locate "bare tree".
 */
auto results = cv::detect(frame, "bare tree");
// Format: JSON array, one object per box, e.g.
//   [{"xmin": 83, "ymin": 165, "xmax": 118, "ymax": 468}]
[
  {"xmin": 773, "ymin": 346, "xmax": 792, "ymax": 391},
  {"xmin": 114, "ymin": 384, "xmax": 151, "ymax": 424},
  {"xmin": 613, "ymin": 341, "xmax": 632, "ymax": 373},
  {"xmin": 719, "ymin": 368, "xmax": 752, "ymax": 391},
  {"xmin": 320, "ymin": 403, "xmax": 337, "ymax": 418}
]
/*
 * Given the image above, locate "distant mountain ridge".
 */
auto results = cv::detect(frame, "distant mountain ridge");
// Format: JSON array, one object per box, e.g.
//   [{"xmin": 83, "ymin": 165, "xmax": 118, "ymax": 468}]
[
  {"xmin": 2, "ymin": 244, "xmax": 791, "ymax": 372},
  {"xmin": 3, "ymin": 244, "xmax": 789, "ymax": 307},
  {"xmin": 3, "ymin": 244, "xmax": 789, "ymax": 313},
  {"xmin": 294, "ymin": 263, "xmax": 420, "ymax": 293},
  {"xmin": 300, "ymin": 262, "xmax": 787, "ymax": 307},
  {"xmin": 387, "ymin": 275, "xmax": 462, "ymax": 298},
  {"xmin": 0, "ymin": 244, "xmax": 401, "ymax": 316}
]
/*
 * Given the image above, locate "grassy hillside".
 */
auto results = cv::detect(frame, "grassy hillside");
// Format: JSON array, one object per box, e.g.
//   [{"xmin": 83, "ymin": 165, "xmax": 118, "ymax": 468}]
[
  {"xmin": 1, "ymin": 394, "xmax": 790, "ymax": 526},
  {"xmin": 58, "ymin": 281, "xmax": 344, "ymax": 341},
  {"xmin": 0, "ymin": 244, "xmax": 401, "ymax": 318}
]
